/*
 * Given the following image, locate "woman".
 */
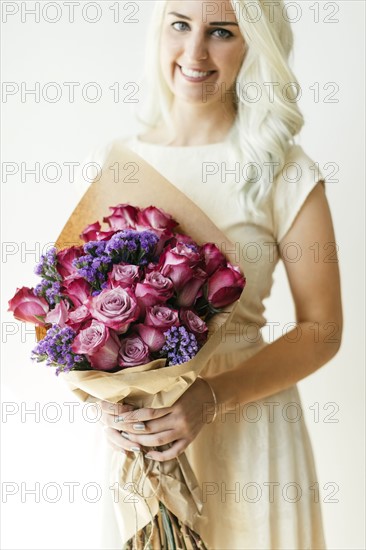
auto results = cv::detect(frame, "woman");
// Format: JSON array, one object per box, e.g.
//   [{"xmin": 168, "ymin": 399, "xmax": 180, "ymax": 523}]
[{"xmin": 100, "ymin": 0, "xmax": 342, "ymax": 548}]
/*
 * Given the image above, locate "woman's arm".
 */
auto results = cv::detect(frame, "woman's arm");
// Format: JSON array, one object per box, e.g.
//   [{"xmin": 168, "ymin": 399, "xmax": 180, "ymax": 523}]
[
  {"xmin": 209, "ymin": 180, "xmax": 343, "ymax": 407},
  {"xmin": 101, "ymin": 181, "xmax": 343, "ymax": 460}
]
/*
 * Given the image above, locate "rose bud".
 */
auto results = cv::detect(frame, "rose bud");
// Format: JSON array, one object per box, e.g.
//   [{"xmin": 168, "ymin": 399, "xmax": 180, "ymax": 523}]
[
  {"xmin": 207, "ymin": 264, "xmax": 246, "ymax": 308},
  {"xmin": 136, "ymin": 206, "xmax": 178, "ymax": 231},
  {"xmin": 45, "ymin": 300, "xmax": 69, "ymax": 327},
  {"xmin": 8, "ymin": 287, "xmax": 49, "ymax": 325},
  {"xmin": 135, "ymin": 272, "xmax": 174, "ymax": 310},
  {"xmin": 103, "ymin": 204, "xmax": 138, "ymax": 230},
  {"xmin": 202, "ymin": 243, "xmax": 226, "ymax": 276},
  {"xmin": 80, "ymin": 221, "xmax": 101, "ymax": 243},
  {"xmin": 118, "ymin": 335, "xmax": 150, "ymax": 368},
  {"xmin": 135, "ymin": 323, "xmax": 166, "ymax": 352},
  {"xmin": 89, "ymin": 287, "xmax": 140, "ymax": 333},
  {"xmin": 176, "ymin": 267, "xmax": 207, "ymax": 308},
  {"xmin": 71, "ymin": 320, "xmax": 120, "ymax": 371},
  {"xmin": 144, "ymin": 305, "xmax": 179, "ymax": 330},
  {"xmin": 62, "ymin": 277, "xmax": 91, "ymax": 307},
  {"xmin": 180, "ymin": 309, "xmax": 208, "ymax": 341},
  {"xmin": 108, "ymin": 264, "xmax": 141, "ymax": 289},
  {"xmin": 56, "ymin": 246, "xmax": 84, "ymax": 278},
  {"xmin": 66, "ymin": 305, "xmax": 91, "ymax": 331}
]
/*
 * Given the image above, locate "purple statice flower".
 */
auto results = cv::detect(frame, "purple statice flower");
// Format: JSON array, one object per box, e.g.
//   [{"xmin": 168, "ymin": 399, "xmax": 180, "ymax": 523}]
[
  {"xmin": 34, "ymin": 247, "xmax": 61, "ymax": 281},
  {"xmin": 73, "ymin": 241, "xmax": 112, "ymax": 292},
  {"xmin": 105, "ymin": 230, "xmax": 159, "ymax": 266},
  {"xmin": 32, "ymin": 324, "xmax": 89, "ymax": 375},
  {"xmin": 160, "ymin": 326, "xmax": 199, "ymax": 366},
  {"xmin": 34, "ymin": 280, "xmax": 62, "ymax": 306}
]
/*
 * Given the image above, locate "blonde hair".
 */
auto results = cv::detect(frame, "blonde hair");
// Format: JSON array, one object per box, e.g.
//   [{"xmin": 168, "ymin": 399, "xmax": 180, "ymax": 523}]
[{"xmin": 134, "ymin": 0, "xmax": 304, "ymax": 216}]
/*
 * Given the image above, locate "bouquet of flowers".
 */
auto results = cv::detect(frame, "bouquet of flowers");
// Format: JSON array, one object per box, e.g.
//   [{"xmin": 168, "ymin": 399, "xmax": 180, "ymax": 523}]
[
  {"xmin": 9, "ymin": 204, "xmax": 244, "ymax": 377},
  {"xmin": 8, "ymin": 143, "xmax": 246, "ymax": 548}
]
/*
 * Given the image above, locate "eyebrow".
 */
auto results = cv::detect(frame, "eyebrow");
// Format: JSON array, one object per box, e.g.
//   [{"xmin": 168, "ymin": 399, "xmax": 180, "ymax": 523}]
[{"xmin": 167, "ymin": 11, "xmax": 239, "ymax": 26}]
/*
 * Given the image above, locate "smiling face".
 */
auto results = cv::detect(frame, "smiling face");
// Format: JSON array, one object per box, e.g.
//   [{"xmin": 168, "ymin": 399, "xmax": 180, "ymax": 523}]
[{"xmin": 160, "ymin": 0, "xmax": 246, "ymax": 109}]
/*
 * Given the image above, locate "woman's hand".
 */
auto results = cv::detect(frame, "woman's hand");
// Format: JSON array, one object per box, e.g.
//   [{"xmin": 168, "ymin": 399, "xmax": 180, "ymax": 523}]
[{"xmin": 100, "ymin": 377, "xmax": 216, "ymax": 461}]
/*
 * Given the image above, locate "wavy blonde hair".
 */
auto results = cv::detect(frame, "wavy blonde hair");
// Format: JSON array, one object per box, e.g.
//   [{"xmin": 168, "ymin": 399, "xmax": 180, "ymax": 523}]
[{"xmin": 134, "ymin": 0, "xmax": 304, "ymax": 216}]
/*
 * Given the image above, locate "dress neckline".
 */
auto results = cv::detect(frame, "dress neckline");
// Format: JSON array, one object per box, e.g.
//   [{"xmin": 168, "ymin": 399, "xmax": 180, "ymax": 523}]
[{"xmin": 134, "ymin": 123, "xmax": 235, "ymax": 150}]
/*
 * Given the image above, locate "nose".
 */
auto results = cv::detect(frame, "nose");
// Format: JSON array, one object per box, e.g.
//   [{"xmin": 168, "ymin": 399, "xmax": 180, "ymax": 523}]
[{"xmin": 185, "ymin": 32, "xmax": 208, "ymax": 61}]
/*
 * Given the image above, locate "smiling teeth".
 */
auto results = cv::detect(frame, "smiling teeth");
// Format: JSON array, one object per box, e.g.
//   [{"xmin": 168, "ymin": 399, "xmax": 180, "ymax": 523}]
[{"xmin": 181, "ymin": 66, "xmax": 212, "ymax": 78}]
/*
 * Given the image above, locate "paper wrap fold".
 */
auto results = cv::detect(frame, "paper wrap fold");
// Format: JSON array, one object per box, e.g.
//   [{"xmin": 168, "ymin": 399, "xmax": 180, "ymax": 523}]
[{"xmin": 38, "ymin": 142, "xmax": 245, "ymax": 541}]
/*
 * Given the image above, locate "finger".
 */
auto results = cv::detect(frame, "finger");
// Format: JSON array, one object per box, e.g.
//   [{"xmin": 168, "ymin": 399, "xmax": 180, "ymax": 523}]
[
  {"xmin": 104, "ymin": 427, "xmax": 142, "ymax": 454},
  {"xmin": 144, "ymin": 439, "xmax": 188, "ymax": 462},
  {"xmin": 122, "ymin": 429, "xmax": 177, "ymax": 448},
  {"xmin": 120, "ymin": 406, "xmax": 173, "ymax": 425},
  {"xmin": 100, "ymin": 400, "xmax": 135, "ymax": 416}
]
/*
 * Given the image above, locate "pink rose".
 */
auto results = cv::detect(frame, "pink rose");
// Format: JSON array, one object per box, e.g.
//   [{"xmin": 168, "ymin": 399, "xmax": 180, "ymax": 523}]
[
  {"xmin": 62, "ymin": 277, "xmax": 91, "ymax": 307},
  {"xmin": 145, "ymin": 305, "xmax": 179, "ymax": 330},
  {"xmin": 180, "ymin": 309, "xmax": 208, "ymax": 341},
  {"xmin": 207, "ymin": 264, "xmax": 246, "ymax": 308},
  {"xmin": 71, "ymin": 320, "xmax": 120, "ymax": 371},
  {"xmin": 66, "ymin": 305, "xmax": 91, "ymax": 331},
  {"xmin": 89, "ymin": 287, "xmax": 140, "ymax": 333},
  {"xmin": 135, "ymin": 323, "xmax": 166, "ymax": 352},
  {"xmin": 118, "ymin": 335, "xmax": 150, "ymax": 367},
  {"xmin": 8, "ymin": 287, "xmax": 49, "ymax": 325},
  {"xmin": 136, "ymin": 206, "xmax": 178, "ymax": 231},
  {"xmin": 56, "ymin": 247, "xmax": 83, "ymax": 278},
  {"xmin": 107, "ymin": 264, "xmax": 141, "ymax": 289},
  {"xmin": 45, "ymin": 300, "xmax": 69, "ymax": 327},
  {"xmin": 80, "ymin": 221, "xmax": 101, "ymax": 243},
  {"xmin": 135, "ymin": 271, "xmax": 174, "ymax": 309},
  {"xmin": 103, "ymin": 204, "xmax": 138, "ymax": 230},
  {"xmin": 202, "ymin": 243, "xmax": 226, "ymax": 276}
]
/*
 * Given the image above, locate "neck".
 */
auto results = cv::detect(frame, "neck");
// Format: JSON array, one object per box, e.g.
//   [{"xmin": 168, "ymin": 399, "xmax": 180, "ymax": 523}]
[{"xmin": 164, "ymin": 99, "xmax": 237, "ymax": 146}]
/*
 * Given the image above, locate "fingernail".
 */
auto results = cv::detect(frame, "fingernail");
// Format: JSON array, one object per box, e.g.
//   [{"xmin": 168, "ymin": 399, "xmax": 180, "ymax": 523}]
[
  {"xmin": 115, "ymin": 416, "xmax": 125, "ymax": 422},
  {"xmin": 130, "ymin": 447, "xmax": 140, "ymax": 453},
  {"xmin": 133, "ymin": 423, "xmax": 145, "ymax": 431},
  {"xmin": 121, "ymin": 432, "xmax": 130, "ymax": 440},
  {"xmin": 145, "ymin": 454, "xmax": 153, "ymax": 460}
]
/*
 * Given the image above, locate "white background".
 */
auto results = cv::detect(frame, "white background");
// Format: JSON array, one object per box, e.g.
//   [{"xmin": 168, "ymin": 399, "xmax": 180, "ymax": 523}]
[{"xmin": 1, "ymin": 1, "xmax": 365, "ymax": 548}]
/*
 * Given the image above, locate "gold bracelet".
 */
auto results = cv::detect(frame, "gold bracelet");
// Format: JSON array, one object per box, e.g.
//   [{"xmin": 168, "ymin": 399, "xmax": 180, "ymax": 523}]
[{"xmin": 198, "ymin": 376, "xmax": 218, "ymax": 423}]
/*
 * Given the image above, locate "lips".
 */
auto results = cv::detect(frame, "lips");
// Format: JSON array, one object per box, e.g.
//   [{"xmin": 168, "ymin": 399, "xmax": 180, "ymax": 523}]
[{"xmin": 177, "ymin": 64, "xmax": 216, "ymax": 82}]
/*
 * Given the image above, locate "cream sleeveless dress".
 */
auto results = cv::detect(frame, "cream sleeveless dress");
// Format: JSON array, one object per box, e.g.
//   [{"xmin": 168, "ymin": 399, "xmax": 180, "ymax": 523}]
[{"xmin": 94, "ymin": 128, "xmax": 327, "ymax": 550}]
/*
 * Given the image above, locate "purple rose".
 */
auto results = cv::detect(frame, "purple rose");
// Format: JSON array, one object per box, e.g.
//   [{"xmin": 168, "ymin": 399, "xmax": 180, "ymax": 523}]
[
  {"xmin": 45, "ymin": 300, "xmax": 69, "ymax": 327},
  {"xmin": 103, "ymin": 204, "xmax": 138, "ymax": 230},
  {"xmin": 135, "ymin": 323, "xmax": 166, "ymax": 352},
  {"xmin": 136, "ymin": 206, "xmax": 178, "ymax": 231},
  {"xmin": 180, "ymin": 309, "xmax": 208, "ymax": 342},
  {"xmin": 8, "ymin": 287, "xmax": 49, "ymax": 325},
  {"xmin": 118, "ymin": 335, "xmax": 150, "ymax": 368},
  {"xmin": 202, "ymin": 243, "xmax": 226, "ymax": 276},
  {"xmin": 144, "ymin": 305, "xmax": 179, "ymax": 330},
  {"xmin": 62, "ymin": 277, "xmax": 91, "ymax": 307},
  {"xmin": 207, "ymin": 264, "xmax": 246, "ymax": 308},
  {"xmin": 108, "ymin": 264, "xmax": 141, "ymax": 289},
  {"xmin": 66, "ymin": 305, "xmax": 91, "ymax": 331},
  {"xmin": 89, "ymin": 287, "xmax": 140, "ymax": 333},
  {"xmin": 135, "ymin": 271, "xmax": 174, "ymax": 309},
  {"xmin": 71, "ymin": 320, "xmax": 120, "ymax": 371}
]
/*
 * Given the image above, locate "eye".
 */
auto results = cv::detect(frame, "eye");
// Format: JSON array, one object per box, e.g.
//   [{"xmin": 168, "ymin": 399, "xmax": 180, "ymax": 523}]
[
  {"xmin": 211, "ymin": 28, "xmax": 233, "ymax": 39},
  {"xmin": 171, "ymin": 21, "xmax": 190, "ymax": 32}
]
